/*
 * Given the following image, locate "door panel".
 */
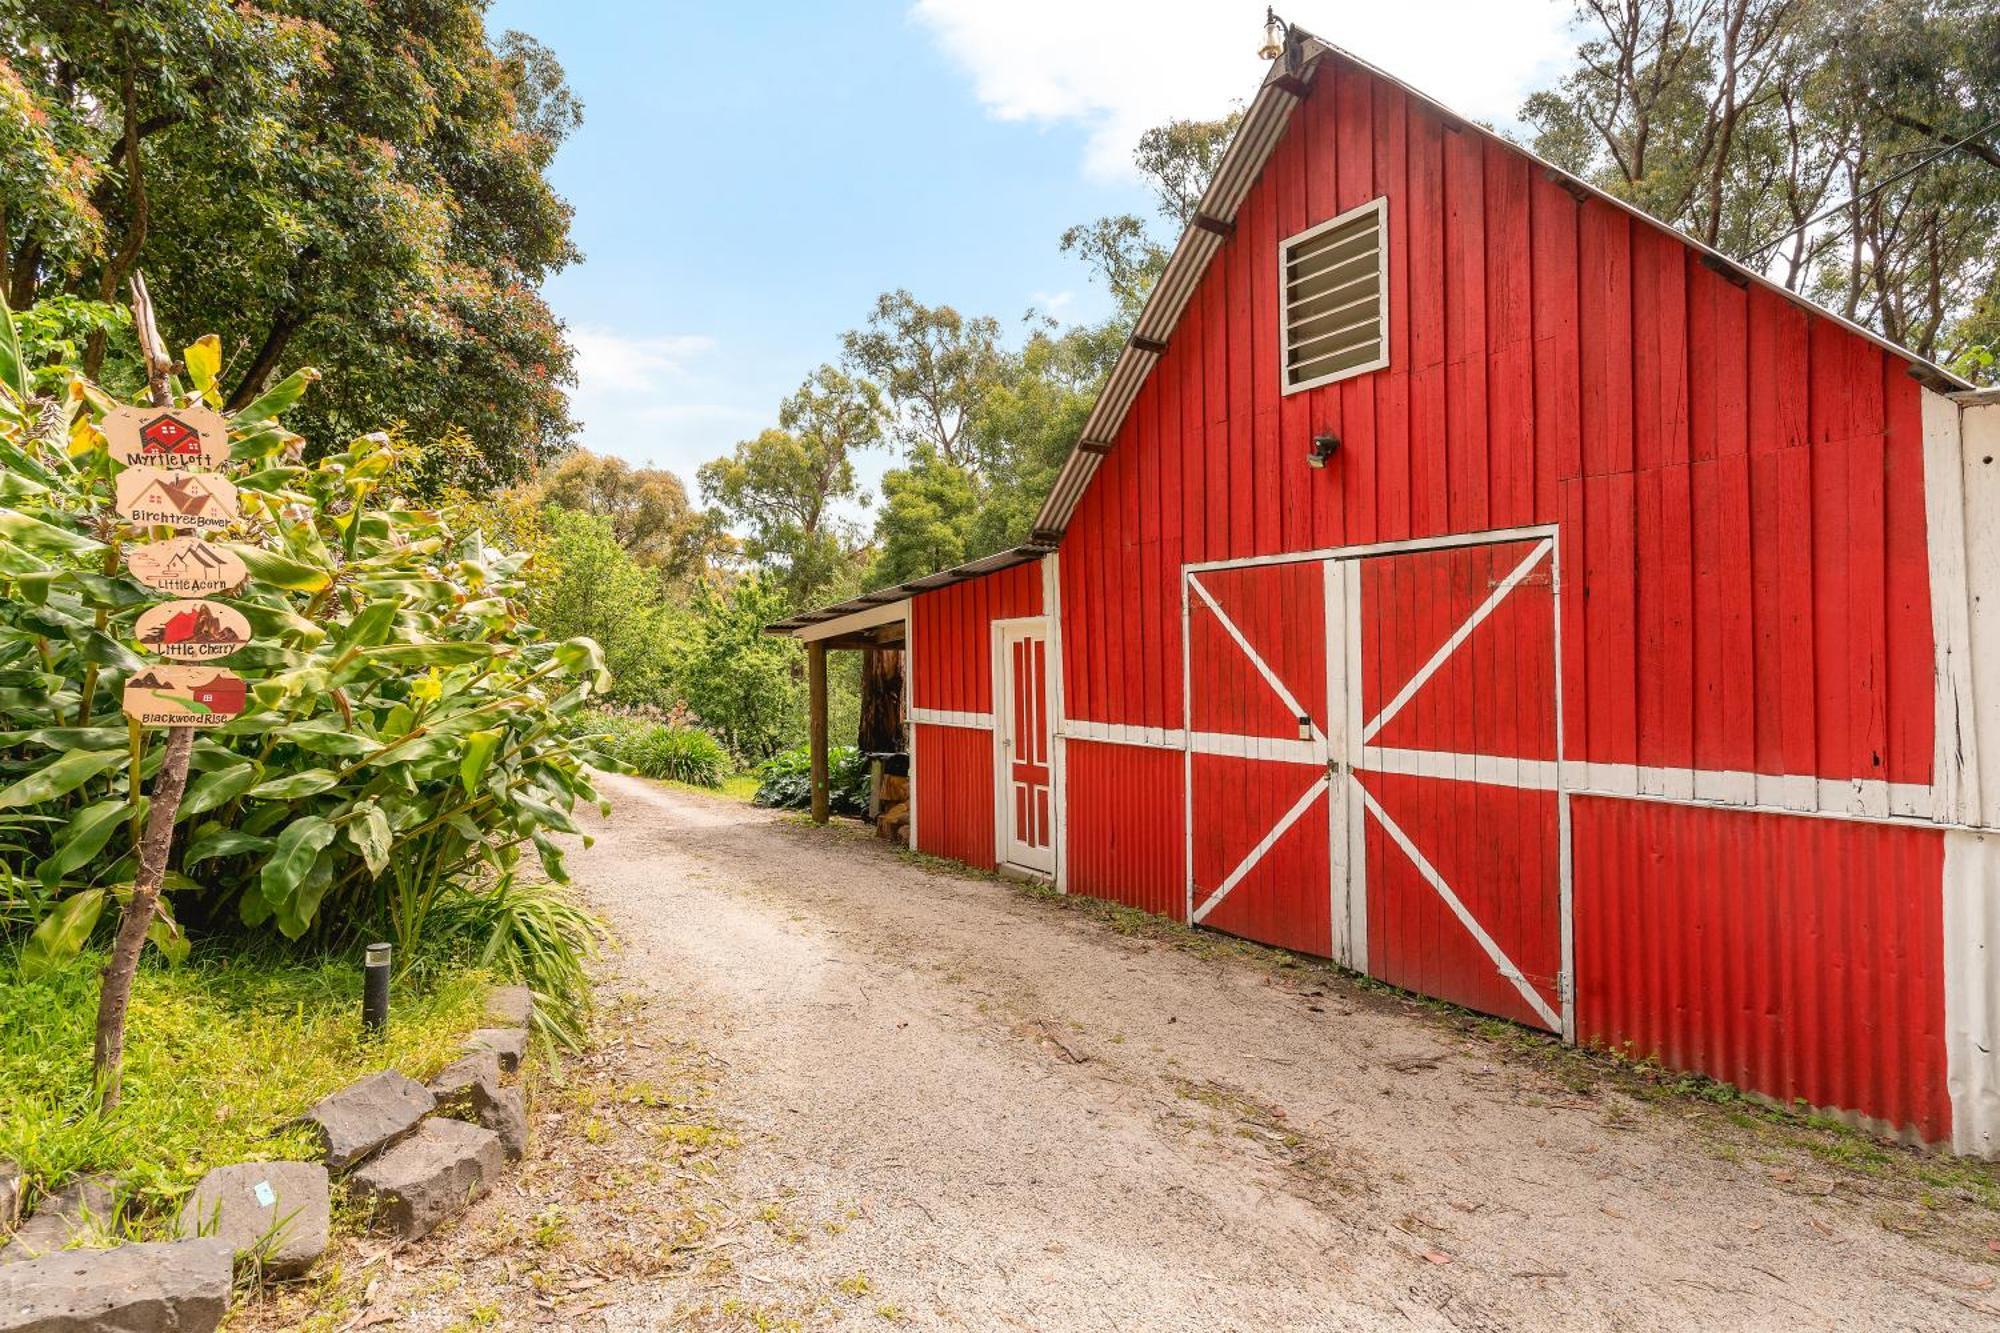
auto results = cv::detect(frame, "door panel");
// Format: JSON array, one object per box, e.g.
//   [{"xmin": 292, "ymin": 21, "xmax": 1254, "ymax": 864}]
[
  {"xmin": 1182, "ymin": 534, "xmax": 1566, "ymax": 1033},
  {"xmin": 1351, "ymin": 537, "xmax": 1563, "ymax": 1031},
  {"xmin": 999, "ymin": 622, "xmax": 1054, "ymax": 873},
  {"xmin": 1184, "ymin": 561, "xmax": 1335, "ymax": 955}
]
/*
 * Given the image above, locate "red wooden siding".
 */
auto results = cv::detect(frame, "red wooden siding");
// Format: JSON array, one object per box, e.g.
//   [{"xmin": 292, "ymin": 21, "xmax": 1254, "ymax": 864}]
[
  {"xmin": 908, "ymin": 560, "xmax": 1042, "ymax": 715},
  {"xmin": 1056, "ymin": 52, "xmax": 1934, "ymax": 790},
  {"xmin": 900, "ymin": 47, "xmax": 1957, "ymax": 1146},
  {"xmin": 1062, "ymin": 740, "xmax": 1184, "ymax": 919},
  {"xmin": 913, "ymin": 723, "xmax": 996, "ymax": 870},
  {"xmin": 1572, "ymin": 797, "xmax": 1949, "ymax": 1140}
]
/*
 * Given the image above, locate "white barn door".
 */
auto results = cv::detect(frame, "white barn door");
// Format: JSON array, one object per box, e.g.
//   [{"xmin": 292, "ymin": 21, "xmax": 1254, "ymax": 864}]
[{"xmin": 996, "ymin": 618, "xmax": 1055, "ymax": 874}]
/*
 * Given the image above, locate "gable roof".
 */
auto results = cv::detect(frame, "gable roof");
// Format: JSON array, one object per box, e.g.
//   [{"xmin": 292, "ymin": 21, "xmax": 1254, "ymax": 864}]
[
  {"xmin": 769, "ymin": 26, "xmax": 1972, "ymax": 640},
  {"xmin": 1025, "ymin": 25, "xmax": 1973, "ymax": 545}
]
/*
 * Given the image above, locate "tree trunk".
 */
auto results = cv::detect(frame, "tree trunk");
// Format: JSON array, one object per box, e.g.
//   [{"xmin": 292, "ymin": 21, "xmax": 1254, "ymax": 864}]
[
  {"xmin": 84, "ymin": 61, "xmax": 150, "ymax": 380},
  {"xmin": 91, "ymin": 270, "xmax": 194, "ymax": 1110},
  {"xmin": 92, "ymin": 726, "xmax": 190, "ymax": 1109},
  {"xmin": 225, "ymin": 308, "xmax": 302, "ymax": 411},
  {"xmin": 858, "ymin": 646, "xmax": 904, "ymax": 754}
]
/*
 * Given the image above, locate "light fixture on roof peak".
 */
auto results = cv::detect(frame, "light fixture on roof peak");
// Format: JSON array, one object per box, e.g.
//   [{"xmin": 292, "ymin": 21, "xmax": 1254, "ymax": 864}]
[{"xmin": 1259, "ymin": 7, "xmax": 1288, "ymax": 61}]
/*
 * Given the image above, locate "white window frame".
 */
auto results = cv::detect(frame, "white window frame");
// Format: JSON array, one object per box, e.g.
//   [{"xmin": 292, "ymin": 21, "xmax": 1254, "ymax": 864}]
[{"xmin": 1278, "ymin": 195, "xmax": 1390, "ymax": 396}]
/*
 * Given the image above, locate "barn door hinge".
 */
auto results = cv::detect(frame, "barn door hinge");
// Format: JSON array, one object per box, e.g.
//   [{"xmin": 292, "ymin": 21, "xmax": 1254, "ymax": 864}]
[{"xmin": 1556, "ymin": 970, "xmax": 1573, "ymax": 1006}]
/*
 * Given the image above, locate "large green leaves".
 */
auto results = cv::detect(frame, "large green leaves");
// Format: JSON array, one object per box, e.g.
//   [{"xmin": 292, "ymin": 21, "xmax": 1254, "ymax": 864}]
[
  {"xmin": 37, "ymin": 798, "xmax": 140, "ymax": 885},
  {"xmin": 0, "ymin": 507, "xmax": 103, "ymax": 559},
  {"xmin": 0, "ymin": 349, "xmax": 610, "ymax": 961},
  {"xmin": 259, "ymin": 816, "xmax": 338, "ymax": 938},
  {"xmin": 19, "ymin": 889, "xmax": 106, "ymax": 980},
  {"xmin": 0, "ymin": 749, "xmax": 127, "ymax": 810},
  {"xmin": 344, "ymin": 803, "xmax": 392, "ymax": 878},
  {"xmin": 179, "ymin": 762, "xmax": 261, "ymax": 820}
]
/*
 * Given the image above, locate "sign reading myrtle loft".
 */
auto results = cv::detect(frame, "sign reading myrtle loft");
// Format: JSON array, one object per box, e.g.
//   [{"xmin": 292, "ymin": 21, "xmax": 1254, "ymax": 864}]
[{"xmin": 100, "ymin": 405, "xmax": 230, "ymax": 470}]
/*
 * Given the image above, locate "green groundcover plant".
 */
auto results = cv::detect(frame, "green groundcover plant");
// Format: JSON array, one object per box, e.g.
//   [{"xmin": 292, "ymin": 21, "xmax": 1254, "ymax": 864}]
[
  {"xmin": 0, "ymin": 299, "xmax": 614, "ymax": 1014},
  {"xmin": 752, "ymin": 744, "xmax": 869, "ymax": 816}
]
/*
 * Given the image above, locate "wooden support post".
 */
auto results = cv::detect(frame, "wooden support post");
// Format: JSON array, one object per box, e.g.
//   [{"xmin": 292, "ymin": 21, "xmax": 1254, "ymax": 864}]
[{"xmin": 808, "ymin": 640, "xmax": 829, "ymax": 824}]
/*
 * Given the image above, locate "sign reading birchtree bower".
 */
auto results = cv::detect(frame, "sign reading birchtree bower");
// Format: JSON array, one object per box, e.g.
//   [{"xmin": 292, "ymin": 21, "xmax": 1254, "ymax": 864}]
[{"xmin": 0, "ymin": 285, "xmax": 614, "ymax": 1109}]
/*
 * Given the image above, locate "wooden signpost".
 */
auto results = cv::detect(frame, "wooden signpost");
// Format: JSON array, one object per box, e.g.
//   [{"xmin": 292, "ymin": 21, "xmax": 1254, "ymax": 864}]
[
  {"xmin": 133, "ymin": 600, "xmax": 251, "ymax": 661},
  {"xmin": 115, "ymin": 465, "xmax": 238, "ymax": 532},
  {"xmin": 99, "ymin": 405, "xmax": 230, "ymax": 470},
  {"xmin": 125, "ymin": 536, "xmax": 248, "ymax": 596}
]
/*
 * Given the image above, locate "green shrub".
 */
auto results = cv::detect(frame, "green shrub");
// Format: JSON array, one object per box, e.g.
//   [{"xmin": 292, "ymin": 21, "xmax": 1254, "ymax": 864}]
[
  {"xmin": 0, "ymin": 300, "xmax": 611, "ymax": 1032},
  {"xmin": 752, "ymin": 744, "xmax": 869, "ymax": 816},
  {"xmin": 622, "ymin": 725, "xmax": 727, "ymax": 787}
]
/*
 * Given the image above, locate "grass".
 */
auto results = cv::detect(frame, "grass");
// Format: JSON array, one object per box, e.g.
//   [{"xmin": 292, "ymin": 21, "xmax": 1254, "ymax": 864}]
[{"xmin": 0, "ymin": 943, "xmax": 490, "ymax": 1230}]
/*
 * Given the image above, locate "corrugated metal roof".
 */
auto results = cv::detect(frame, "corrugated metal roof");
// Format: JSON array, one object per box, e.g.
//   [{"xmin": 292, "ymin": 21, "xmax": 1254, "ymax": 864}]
[{"xmin": 765, "ymin": 542, "xmax": 1049, "ymax": 636}]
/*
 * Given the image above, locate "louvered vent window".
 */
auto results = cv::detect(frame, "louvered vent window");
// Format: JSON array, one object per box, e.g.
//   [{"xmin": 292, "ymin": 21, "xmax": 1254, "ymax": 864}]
[{"xmin": 1281, "ymin": 197, "xmax": 1388, "ymax": 393}]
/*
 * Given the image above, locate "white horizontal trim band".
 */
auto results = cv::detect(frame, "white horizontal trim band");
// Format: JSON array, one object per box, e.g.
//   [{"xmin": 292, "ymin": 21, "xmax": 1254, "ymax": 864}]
[
  {"xmin": 911, "ymin": 707, "xmax": 994, "ymax": 731},
  {"xmin": 1361, "ymin": 747, "xmax": 1559, "ymax": 789},
  {"xmin": 1194, "ymin": 732, "xmax": 1325, "ymax": 763},
  {"xmin": 1060, "ymin": 720, "xmax": 1185, "ymax": 750},
  {"xmin": 1053, "ymin": 723, "xmax": 1948, "ymax": 826}
]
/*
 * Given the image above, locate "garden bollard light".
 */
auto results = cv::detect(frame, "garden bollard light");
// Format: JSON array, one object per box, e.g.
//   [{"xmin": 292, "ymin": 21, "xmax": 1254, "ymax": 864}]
[{"xmin": 362, "ymin": 942, "xmax": 391, "ymax": 1035}]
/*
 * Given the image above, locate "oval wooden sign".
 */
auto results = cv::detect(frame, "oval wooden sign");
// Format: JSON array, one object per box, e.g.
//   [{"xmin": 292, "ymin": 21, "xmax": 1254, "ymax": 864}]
[
  {"xmin": 122, "ymin": 665, "xmax": 248, "ymax": 728},
  {"xmin": 115, "ymin": 465, "xmax": 239, "ymax": 531},
  {"xmin": 133, "ymin": 599, "xmax": 251, "ymax": 662},
  {"xmin": 126, "ymin": 537, "xmax": 248, "ymax": 596},
  {"xmin": 101, "ymin": 405, "xmax": 229, "ymax": 470}
]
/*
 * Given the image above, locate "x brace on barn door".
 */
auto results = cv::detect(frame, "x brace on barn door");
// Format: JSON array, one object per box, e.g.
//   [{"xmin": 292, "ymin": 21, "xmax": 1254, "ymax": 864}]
[{"xmin": 1183, "ymin": 534, "xmax": 1565, "ymax": 1034}]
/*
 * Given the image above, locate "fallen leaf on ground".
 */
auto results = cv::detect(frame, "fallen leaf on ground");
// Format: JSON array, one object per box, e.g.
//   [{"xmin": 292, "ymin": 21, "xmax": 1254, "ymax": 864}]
[{"xmin": 1423, "ymin": 1250, "xmax": 1452, "ymax": 1265}]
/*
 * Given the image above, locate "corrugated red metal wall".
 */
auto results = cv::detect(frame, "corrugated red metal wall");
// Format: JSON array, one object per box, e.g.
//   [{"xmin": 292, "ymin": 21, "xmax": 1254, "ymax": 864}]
[
  {"xmin": 908, "ymin": 561, "xmax": 1041, "ymax": 715},
  {"xmin": 902, "ymin": 49, "xmax": 1956, "ymax": 1144},
  {"xmin": 912, "ymin": 723, "xmax": 995, "ymax": 869},
  {"xmin": 1572, "ymin": 797, "xmax": 1949, "ymax": 1140},
  {"xmin": 908, "ymin": 560, "xmax": 1041, "ymax": 870},
  {"xmin": 1062, "ymin": 740, "xmax": 1184, "ymax": 918},
  {"xmin": 1056, "ymin": 54, "xmax": 1933, "ymax": 789}
]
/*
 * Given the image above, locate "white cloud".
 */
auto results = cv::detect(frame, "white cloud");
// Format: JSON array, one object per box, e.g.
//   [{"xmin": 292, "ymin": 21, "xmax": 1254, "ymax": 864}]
[
  {"xmin": 1031, "ymin": 289, "xmax": 1076, "ymax": 314},
  {"xmin": 911, "ymin": 0, "xmax": 1574, "ymax": 180},
  {"xmin": 569, "ymin": 325, "xmax": 717, "ymax": 395},
  {"xmin": 563, "ymin": 326, "xmax": 764, "ymax": 481}
]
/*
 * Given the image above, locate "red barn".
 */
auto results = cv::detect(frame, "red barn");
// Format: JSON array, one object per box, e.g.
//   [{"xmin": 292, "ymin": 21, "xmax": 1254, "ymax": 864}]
[{"xmin": 774, "ymin": 32, "xmax": 2000, "ymax": 1154}]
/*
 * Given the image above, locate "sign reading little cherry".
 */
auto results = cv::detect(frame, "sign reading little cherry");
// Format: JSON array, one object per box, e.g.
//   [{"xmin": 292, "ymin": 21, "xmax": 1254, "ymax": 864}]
[
  {"xmin": 133, "ymin": 600, "xmax": 251, "ymax": 662},
  {"xmin": 100, "ymin": 405, "xmax": 230, "ymax": 470},
  {"xmin": 125, "ymin": 536, "xmax": 248, "ymax": 596},
  {"xmin": 122, "ymin": 664, "xmax": 249, "ymax": 728},
  {"xmin": 115, "ymin": 465, "xmax": 239, "ymax": 531}
]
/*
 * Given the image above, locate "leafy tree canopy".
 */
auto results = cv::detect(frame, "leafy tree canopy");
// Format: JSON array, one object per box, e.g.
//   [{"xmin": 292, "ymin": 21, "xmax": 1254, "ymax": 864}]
[
  {"xmin": 1523, "ymin": 0, "xmax": 2000, "ymax": 377},
  {"xmin": 2, "ymin": 1, "xmax": 584, "ymax": 489}
]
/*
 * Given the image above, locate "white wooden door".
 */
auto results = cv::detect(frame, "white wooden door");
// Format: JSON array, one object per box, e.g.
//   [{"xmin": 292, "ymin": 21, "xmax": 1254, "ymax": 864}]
[{"xmin": 997, "ymin": 619, "xmax": 1055, "ymax": 873}]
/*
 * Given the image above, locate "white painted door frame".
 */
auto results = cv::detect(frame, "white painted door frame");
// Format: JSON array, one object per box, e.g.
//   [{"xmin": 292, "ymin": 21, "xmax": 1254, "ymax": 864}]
[{"xmin": 994, "ymin": 615, "xmax": 1056, "ymax": 876}]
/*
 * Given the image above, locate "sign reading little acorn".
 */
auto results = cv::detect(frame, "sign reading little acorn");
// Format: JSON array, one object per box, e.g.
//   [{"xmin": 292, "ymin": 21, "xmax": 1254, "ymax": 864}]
[
  {"xmin": 125, "ymin": 536, "xmax": 248, "ymax": 596},
  {"xmin": 100, "ymin": 404, "xmax": 230, "ymax": 470}
]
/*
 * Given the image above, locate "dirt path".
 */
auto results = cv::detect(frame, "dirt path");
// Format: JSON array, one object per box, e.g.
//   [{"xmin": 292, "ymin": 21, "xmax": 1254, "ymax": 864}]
[
  {"xmin": 284, "ymin": 774, "xmax": 2000, "ymax": 1332},
  {"xmin": 560, "ymin": 773, "xmax": 2000, "ymax": 1332}
]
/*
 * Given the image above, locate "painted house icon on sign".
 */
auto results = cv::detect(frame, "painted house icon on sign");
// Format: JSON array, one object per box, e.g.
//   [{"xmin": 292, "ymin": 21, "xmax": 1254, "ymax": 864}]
[{"xmin": 139, "ymin": 413, "xmax": 204, "ymax": 458}]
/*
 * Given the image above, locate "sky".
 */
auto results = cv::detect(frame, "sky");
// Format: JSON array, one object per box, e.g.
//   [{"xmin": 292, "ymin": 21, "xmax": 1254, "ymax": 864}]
[{"xmin": 482, "ymin": 1, "xmax": 1580, "ymax": 505}]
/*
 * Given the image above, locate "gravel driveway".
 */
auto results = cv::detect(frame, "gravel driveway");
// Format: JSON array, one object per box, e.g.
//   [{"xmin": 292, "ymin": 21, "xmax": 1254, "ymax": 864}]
[{"xmin": 541, "ymin": 772, "xmax": 2000, "ymax": 1332}]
